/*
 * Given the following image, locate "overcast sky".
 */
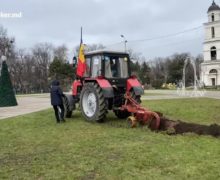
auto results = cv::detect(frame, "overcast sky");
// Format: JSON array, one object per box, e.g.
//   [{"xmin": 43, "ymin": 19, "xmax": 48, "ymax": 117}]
[{"xmin": 0, "ymin": 0, "xmax": 216, "ymax": 59}]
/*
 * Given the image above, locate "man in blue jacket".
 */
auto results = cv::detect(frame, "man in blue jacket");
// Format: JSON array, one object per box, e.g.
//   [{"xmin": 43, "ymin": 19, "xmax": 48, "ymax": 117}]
[{"xmin": 50, "ymin": 80, "xmax": 65, "ymax": 123}]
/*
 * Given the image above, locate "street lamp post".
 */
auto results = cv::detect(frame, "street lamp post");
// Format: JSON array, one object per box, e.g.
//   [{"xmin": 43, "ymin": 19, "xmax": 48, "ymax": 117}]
[{"xmin": 120, "ymin": 35, "xmax": 128, "ymax": 53}]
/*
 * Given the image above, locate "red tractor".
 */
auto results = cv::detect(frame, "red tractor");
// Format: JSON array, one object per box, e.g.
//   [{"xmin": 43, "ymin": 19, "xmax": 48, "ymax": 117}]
[{"xmin": 63, "ymin": 50, "xmax": 144, "ymax": 122}]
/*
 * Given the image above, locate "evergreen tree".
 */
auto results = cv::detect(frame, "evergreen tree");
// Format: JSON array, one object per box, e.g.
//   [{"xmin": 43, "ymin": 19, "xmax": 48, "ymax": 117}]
[
  {"xmin": 167, "ymin": 53, "xmax": 189, "ymax": 83},
  {"xmin": 0, "ymin": 61, "xmax": 17, "ymax": 107},
  {"xmin": 139, "ymin": 62, "xmax": 151, "ymax": 85},
  {"xmin": 49, "ymin": 57, "xmax": 75, "ymax": 90}
]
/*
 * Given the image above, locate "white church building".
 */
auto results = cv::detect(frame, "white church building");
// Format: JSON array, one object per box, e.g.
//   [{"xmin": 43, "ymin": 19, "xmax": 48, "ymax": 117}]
[{"xmin": 201, "ymin": 1, "xmax": 220, "ymax": 86}]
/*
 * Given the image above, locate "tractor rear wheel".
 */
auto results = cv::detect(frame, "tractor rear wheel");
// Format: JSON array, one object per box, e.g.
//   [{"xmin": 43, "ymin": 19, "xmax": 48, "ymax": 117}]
[
  {"xmin": 80, "ymin": 83, "xmax": 107, "ymax": 122},
  {"xmin": 114, "ymin": 91, "xmax": 141, "ymax": 119},
  {"xmin": 62, "ymin": 95, "xmax": 74, "ymax": 118}
]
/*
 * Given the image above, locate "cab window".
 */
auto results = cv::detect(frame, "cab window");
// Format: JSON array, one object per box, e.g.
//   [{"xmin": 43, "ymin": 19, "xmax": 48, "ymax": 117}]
[
  {"xmin": 91, "ymin": 56, "xmax": 101, "ymax": 77},
  {"xmin": 105, "ymin": 55, "xmax": 128, "ymax": 78},
  {"xmin": 84, "ymin": 58, "xmax": 91, "ymax": 77}
]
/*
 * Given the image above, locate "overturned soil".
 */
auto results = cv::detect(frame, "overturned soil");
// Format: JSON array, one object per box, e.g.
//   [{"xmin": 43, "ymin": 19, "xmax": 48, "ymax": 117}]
[{"xmin": 155, "ymin": 116, "xmax": 220, "ymax": 138}]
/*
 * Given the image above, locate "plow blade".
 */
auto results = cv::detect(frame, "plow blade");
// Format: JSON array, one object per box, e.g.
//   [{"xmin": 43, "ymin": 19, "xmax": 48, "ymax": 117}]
[
  {"xmin": 121, "ymin": 93, "xmax": 161, "ymax": 130},
  {"xmin": 121, "ymin": 93, "xmax": 220, "ymax": 138}
]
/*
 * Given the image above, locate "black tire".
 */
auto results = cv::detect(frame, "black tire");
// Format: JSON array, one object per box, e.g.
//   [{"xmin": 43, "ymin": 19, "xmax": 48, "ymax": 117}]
[
  {"xmin": 114, "ymin": 91, "xmax": 141, "ymax": 119},
  {"xmin": 63, "ymin": 95, "xmax": 73, "ymax": 118},
  {"xmin": 131, "ymin": 91, "xmax": 141, "ymax": 104},
  {"xmin": 80, "ymin": 82, "xmax": 107, "ymax": 122},
  {"xmin": 114, "ymin": 110, "xmax": 130, "ymax": 119}
]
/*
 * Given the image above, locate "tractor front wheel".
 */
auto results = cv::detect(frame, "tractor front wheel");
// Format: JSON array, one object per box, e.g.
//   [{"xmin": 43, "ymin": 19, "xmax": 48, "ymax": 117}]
[{"xmin": 80, "ymin": 83, "xmax": 107, "ymax": 122}]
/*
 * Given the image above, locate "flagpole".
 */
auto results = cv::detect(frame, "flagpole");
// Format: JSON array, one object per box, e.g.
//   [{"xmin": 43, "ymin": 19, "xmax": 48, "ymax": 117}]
[
  {"xmin": 78, "ymin": 27, "xmax": 83, "ymax": 59},
  {"xmin": 80, "ymin": 27, "xmax": 83, "ymax": 44}
]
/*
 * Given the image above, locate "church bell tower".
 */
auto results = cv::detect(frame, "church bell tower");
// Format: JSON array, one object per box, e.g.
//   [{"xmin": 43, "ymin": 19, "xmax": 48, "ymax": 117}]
[{"xmin": 201, "ymin": 1, "xmax": 220, "ymax": 86}]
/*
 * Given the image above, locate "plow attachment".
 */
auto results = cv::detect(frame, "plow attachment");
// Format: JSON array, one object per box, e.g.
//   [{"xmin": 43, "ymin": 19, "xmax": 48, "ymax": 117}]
[
  {"xmin": 120, "ymin": 93, "xmax": 220, "ymax": 138},
  {"xmin": 120, "ymin": 93, "xmax": 161, "ymax": 130}
]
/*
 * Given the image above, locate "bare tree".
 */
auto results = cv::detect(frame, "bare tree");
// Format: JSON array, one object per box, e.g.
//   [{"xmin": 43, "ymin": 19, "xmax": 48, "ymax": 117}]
[
  {"xmin": 10, "ymin": 49, "xmax": 25, "ymax": 93},
  {"xmin": 54, "ymin": 45, "xmax": 68, "ymax": 63},
  {"xmin": 32, "ymin": 43, "xmax": 53, "ymax": 92},
  {"xmin": 0, "ymin": 25, "xmax": 8, "ymax": 57},
  {"xmin": 195, "ymin": 54, "xmax": 203, "ymax": 80},
  {"xmin": 0, "ymin": 25, "xmax": 16, "ymax": 68},
  {"xmin": 74, "ymin": 43, "xmax": 105, "ymax": 56},
  {"xmin": 86, "ymin": 44, "xmax": 105, "ymax": 52}
]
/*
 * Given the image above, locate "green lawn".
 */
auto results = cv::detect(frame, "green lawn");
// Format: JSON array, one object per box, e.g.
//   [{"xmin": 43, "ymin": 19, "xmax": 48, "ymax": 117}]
[{"xmin": 0, "ymin": 98, "xmax": 220, "ymax": 179}]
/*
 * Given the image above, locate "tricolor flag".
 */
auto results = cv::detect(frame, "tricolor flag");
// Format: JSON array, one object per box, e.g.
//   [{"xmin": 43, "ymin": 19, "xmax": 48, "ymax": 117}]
[
  {"xmin": 76, "ymin": 43, "xmax": 86, "ymax": 77},
  {"xmin": 76, "ymin": 27, "xmax": 86, "ymax": 77}
]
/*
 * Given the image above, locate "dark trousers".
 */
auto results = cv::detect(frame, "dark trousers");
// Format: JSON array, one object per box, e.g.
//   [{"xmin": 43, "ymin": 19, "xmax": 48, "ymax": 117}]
[{"xmin": 53, "ymin": 104, "xmax": 64, "ymax": 122}]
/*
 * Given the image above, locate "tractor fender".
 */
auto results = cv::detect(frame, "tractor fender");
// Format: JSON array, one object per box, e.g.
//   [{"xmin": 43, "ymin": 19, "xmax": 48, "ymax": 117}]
[
  {"xmin": 127, "ymin": 78, "xmax": 144, "ymax": 96},
  {"xmin": 72, "ymin": 80, "xmax": 82, "ymax": 96},
  {"xmin": 95, "ymin": 79, "xmax": 114, "ymax": 98}
]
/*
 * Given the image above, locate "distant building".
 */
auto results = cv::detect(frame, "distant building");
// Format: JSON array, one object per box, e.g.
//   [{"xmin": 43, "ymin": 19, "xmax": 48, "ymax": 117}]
[{"xmin": 201, "ymin": 1, "xmax": 220, "ymax": 86}]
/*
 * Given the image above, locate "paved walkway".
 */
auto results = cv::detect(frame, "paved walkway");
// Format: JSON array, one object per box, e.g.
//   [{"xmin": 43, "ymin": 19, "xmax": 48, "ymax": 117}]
[{"xmin": 0, "ymin": 95, "xmax": 50, "ymax": 120}]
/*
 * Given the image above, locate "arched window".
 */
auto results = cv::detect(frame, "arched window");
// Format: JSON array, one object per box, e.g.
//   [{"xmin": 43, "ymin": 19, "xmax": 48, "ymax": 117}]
[
  {"xmin": 211, "ymin": 46, "xmax": 217, "ymax": 60},
  {"xmin": 209, "ymin": 69, "xmax": 218, "ymax": 74},
  {"xmin": 212, "ymin": 27, "xmax": 215, "ymax": 38},
  {"xmin": 212, "ymin": 13, "xmax": 215, "ymax": 22}
]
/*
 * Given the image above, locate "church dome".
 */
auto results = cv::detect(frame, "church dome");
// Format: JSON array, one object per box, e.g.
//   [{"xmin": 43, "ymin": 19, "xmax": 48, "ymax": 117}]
[{"xmin": 208, "ymin": 1, "xmax": 220, "ymax": 13}]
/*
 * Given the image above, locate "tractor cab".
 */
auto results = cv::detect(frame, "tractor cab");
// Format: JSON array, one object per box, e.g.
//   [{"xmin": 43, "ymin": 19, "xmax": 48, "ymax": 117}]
[{"xmin": 84, "ymin": 50, "xmax": 130, "ymax": 81}]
